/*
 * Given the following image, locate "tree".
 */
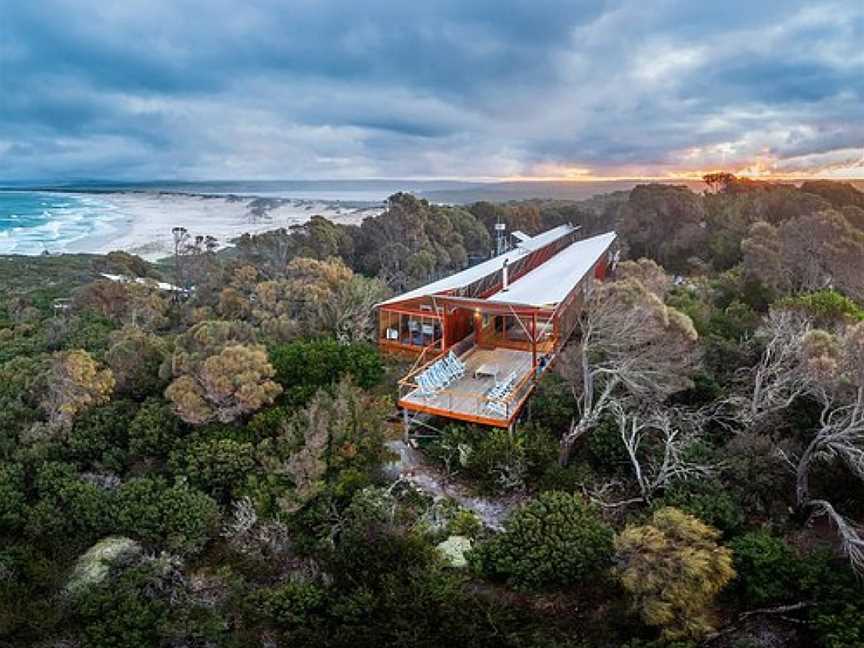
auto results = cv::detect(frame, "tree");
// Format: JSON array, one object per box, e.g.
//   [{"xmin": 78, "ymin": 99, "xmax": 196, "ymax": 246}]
[
  {"xmin": 615, "ymin": 507, "xmax": 734, "ymax": 640},
  {"xmin": 165, "ymin": 344, "xmax": 281, "ymax": 425},
  {"xmin": 169, "ymin": 437, "xmax": 256, "ymax": 501},
  {"xmin": 741, "ymin": 221, "xmax": 786, "ymax": 293},
  {"xmin": 742, "ymin": 210, "xmax": 864, "ymax": 299},
  {"xmin": 0, "ymin": 462, "xmax": 26, "ymax": 532},
  {"xmin": 105, "ymin": 326, "xmax": 169, "ymax": 398},
  {"xmin": 735, "ymin": 316, "xmax": 864, "ymax": 572},
  {"xmin": 612, "ymin": 404, "xmax": 715, "ymax": 505},
  {"xmin": 115, "ymin": 477, "xmax": 219, "ymax": 554},
  {"xmin": 618, "ymin": 184, "xmax": 708, "ymax": 272},
  {"xmin": 258, "ymin": 377, "xmax": 390, "ymax": 514},
  {"xmin": 732, "ymin": 309, "xmax": 812, "ymax": 427},
  {"xmin": 614, "ymin": 258, "xmax": 671, "ymax": 296},
  {"xmin": 702, "ymin": 172, "xmax": 738, "ymax": 194},
  {"xmin": 558, "ymin": 276, "xmax": 698, "ymax": 464},
  {"xmin": 42, "ymin": 350, "xmax": 115, "ymax": 429},
  {"xmin": 73, "ymin": 280, "xmax": 170, "ymax": 331},
  {"xmin": 354, "ymin": 193, "xmax": 488, "ymax": 290},
  {"xmin": 467, "ymin": 491, "xmax": 614, "ymax": 590},
  {"xmin": 800, "ymin": 180, "xmax": 864, "ymax": 210},
  {"xmin": 164, "ymin": 320, "xmax": 280, "ymax": 424}
]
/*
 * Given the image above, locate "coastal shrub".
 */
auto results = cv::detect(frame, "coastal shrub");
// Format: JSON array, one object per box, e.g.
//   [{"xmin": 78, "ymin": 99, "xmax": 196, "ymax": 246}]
[
  {"xmin": 0, "ymin": 462, "xmax": 26, "ymax": 532},
  {"xmin": 168, "ymin": 437, "xmax": 256, "ymax": 501},
  {"xmin": 804, "ymin": 554, "xmax": 864, "ymax": 648},
  {"xmin": 705, "ymin": 300, "xmax": 760, "ymax": 340},
  {"xmin": 615, "ymin": 507, "xmax": 735, "ymax": 640},
  {"xmin": 115, "ymin": 477, "xmax": 219, "ymax": 555},
  {"xmin": 529, "ymin": 372, "xmax": 578, "ymax": 434},
  {"xmin": 587, "ymin": 416, "xmax": 629, "ymax": 469},
  {"xmin": 268, "ymin": 338, "xmax": 384, "ymax": 406},
  {"xmin": 425, "ymin": 424, "xmax": 557, "ymax": 495},
  {"xmin": 251, "ymin": 581, "xmax": 327, "ymax": 626},
  {"xmin": 104, "ymin": 327, "xmax": 169, "ymax": 398},
  {"xmin": 67, "ymin": 399, "xmax": 137, "ymax": 472},
  {"xmin": 41, "ymin": 350, "xmax": 115, "ymax": 430},
  {"xmin": 127, "ymin": 398, "xmax": 183, "ymax": 458},
  {"xmin": 776, "ymin": 289, "xmax": 864, "ymax": 327},
  {"xmin": 729, "ymin": 531, "xmax": 801, "ymax": 606},
  {"xmin": 653, "ymin": 480, "xmax": 745, "ymax": 536},
  {"xmin": 75, "ymin": 560, "xmax": 225, "ymax": 648},
  {"xmin": 468, "ymin": 491, "xmax": 614, "ymax": 590},
  {"xmin": 26, "ymin": 467, "xmax": 118, "ymax": 549}
]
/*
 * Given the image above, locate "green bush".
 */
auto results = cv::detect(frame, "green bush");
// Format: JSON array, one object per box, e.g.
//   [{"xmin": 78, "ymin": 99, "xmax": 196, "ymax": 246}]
[
  {"xmin": 67, "ymin": 400, "xmax": 138, "ymax": 472},
  {"xmin": 468, "ymin": 491, "xmax": 614, "ymax": 590},
  {"xmin": 705, "ymin": 300, "xmax": 759, "ymax": 340},
  {"xmin": 587, "ymin": 416, "xmax": 629, "ymax": 468},
  {"xmin": 75, "ymin": 561, "xmax": 225, "ymax": 648},
  {"xmin": 252, "ymin": 581, "xmax": 327, "ymax": 625},
  {"xmin": 653, "ymin": 480, "xmax": 744, "ymax": 536},
  {"xmin": 0, "ymin": 462, "xmax": 26, "ymax": 532},
  {"xmin": 529, "ymin": 372, "xmax": 578, "ymax": 434},
  {"xmin": 426, "ymin": 424, "xmax": 558, "ymax": 495},
  {"xmin": 776, "ymin": 289, "xmax": 864, "ymax": 327},
  {"xmin": 25, "ymin": 462, "xmax": 117, "ymax": 547},
  {"xmin": 269, "ymin": 338, "xmax": 384, "ymax": 406},
  {"xmin": 729, "ymin": 530, "xmax": 801, "ymax": 606},
  {"xmin": 168, "ymin": 437, "xmax": 256, "ymax": 501},
  {"xmin": 115, "ymin": 477, "xmax": 219, "ymax": 554},
  {"xmin": 127, "ymin": 398, "xmax": 183, "ymax": 458},
  {"xmin": 801, "ymin": 552, "xmax": 864, "ymax": 648}
]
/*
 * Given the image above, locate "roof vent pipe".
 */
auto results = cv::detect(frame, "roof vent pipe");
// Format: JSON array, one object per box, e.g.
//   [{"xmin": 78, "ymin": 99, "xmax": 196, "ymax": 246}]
[{"xmin": 502, "ymin": 259, "xmax": 509, "ymax": 291}]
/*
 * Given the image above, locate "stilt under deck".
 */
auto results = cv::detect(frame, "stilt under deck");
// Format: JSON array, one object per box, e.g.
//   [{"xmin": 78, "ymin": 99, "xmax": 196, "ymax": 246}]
[{"xmin": 398, "ymin": 347, "xmax": 538, "ymax": 428}]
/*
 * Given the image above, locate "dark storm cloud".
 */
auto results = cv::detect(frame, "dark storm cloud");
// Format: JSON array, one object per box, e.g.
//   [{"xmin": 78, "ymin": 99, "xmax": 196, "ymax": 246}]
[{"xmin": 1, "ymin": 0, "xmax": 862, "ymax": 179}]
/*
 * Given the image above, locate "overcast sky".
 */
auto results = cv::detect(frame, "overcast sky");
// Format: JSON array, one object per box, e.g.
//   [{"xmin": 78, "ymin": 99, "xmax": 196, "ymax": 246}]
[{"xmin": 2, "ymin": 0, "xmax": 863, "ymax": 181}]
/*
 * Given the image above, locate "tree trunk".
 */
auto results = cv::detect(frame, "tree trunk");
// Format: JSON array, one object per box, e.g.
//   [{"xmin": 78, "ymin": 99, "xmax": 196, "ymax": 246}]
[
  {"xmin": 795, "ymin": 442, "xmax": 816, "ymax": 509},
  {"xmin": 559, "ymin": 419, "xmax": 592, "ymax": 466},
  {"xmin": 558, "ymin": 441, "xmax": 573, "ymax": 466}
]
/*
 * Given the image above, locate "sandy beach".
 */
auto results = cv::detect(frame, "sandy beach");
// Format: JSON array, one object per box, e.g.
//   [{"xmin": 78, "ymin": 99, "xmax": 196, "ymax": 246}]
[{"xmin": 60, "ymin": 192, "xmax": 384, "ymax": 260}]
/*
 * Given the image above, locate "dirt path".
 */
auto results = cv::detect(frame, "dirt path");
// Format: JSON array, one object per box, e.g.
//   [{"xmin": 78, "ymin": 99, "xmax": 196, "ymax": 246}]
[{"xmin": 384, "ymin": 440, "xmax": 525, "ymax": 531}]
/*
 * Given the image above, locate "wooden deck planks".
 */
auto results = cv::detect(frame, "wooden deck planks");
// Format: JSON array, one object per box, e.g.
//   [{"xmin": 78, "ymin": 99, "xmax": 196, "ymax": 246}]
[{"xmin": 400, "ymin": 347, "xmax": 534, "ymax": 424}]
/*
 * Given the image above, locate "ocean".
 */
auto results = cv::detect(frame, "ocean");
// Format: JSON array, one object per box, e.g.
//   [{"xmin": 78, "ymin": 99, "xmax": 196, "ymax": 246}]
[
  {"xmin": 0, "ymin": 191, "xmax": 126, "ymax": 255},
  {"xmin": 0, "ymin": 180, "xmax": 477, "ymax": 256}
]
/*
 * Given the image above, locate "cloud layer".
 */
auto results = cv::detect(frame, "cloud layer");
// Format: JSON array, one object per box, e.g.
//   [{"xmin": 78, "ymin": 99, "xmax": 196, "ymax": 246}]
[{"xmin": 2, "ymin": 0, "xmax": 863, "ymax": 180}]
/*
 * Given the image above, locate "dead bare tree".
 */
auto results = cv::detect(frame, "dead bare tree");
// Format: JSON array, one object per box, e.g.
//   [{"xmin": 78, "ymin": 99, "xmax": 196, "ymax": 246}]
[
  {"xmin": 792, "ymin": 388, "xmax": 864, "ymax": 507},
  {"xmin": 810, "ymin": 499, "xmax": 864, "ymax": 575},
  {"xmin": 558, "ymin": 277, "xmax": 699, "ymax": 464},
  {"xmin": 742, "ymin": 318, "xmax": 864, "ymax": 573},
  {"xmin": 733, "ymin": 309, "xmax": 812, "ymax": 427},
  {"xmin": 612, "ymin": 403, "xmax": 716, "ymax": 505}
]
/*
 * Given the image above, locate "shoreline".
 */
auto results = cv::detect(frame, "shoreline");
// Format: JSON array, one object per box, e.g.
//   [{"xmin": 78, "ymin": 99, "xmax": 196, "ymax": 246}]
[{"xmin": 2, "ymin": 191, "xmax": 385, "ymax": 261}]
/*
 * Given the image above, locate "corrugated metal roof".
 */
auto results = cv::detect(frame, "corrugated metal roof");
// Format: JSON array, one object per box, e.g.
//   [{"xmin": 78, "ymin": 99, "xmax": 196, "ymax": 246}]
[
  {"xmin": 486, "ymin": 231, "xmax": 617, "ymax": 307},
  {"xmin": 516, "ymin": 225, "xmax": 573, "ymax": 251},
  {"xmin": 377, "ymin": 224, "xmax": 576, "ymax": 306}
]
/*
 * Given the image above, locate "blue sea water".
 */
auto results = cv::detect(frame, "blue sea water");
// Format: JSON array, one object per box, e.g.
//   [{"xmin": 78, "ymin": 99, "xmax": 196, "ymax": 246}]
[{"xmin": 0, "ymin": 191, "xmax": 123, "ymax": 255}]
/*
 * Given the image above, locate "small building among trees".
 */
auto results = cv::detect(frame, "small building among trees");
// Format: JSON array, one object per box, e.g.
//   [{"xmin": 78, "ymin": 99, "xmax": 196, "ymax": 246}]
[{"xmin": 377, "ymin": 225, "xmax": 617, "ymax": 430}]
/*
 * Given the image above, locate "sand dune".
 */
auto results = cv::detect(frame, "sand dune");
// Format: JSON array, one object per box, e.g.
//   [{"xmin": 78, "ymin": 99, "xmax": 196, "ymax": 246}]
[{"xmin": 62, "ymin": 192, "xmax": 383, "ymax": 260}]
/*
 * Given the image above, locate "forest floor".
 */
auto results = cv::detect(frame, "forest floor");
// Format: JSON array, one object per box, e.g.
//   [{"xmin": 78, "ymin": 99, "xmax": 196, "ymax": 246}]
[{"xmin": 384, "ymin": 438, "xmax": 526, "ymax": 530}]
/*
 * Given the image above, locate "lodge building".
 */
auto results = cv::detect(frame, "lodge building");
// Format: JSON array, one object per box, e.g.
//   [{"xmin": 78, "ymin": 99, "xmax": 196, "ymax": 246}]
[{"xmin": 377, "ymin": 225, "xmax": 617, "ymax": 432}]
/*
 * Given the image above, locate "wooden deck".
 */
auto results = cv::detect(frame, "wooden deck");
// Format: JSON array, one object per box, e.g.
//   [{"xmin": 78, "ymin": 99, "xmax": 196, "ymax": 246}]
[{"xmin": 399, "ymin": 347, "xmax": 536, "ymax": 427}]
